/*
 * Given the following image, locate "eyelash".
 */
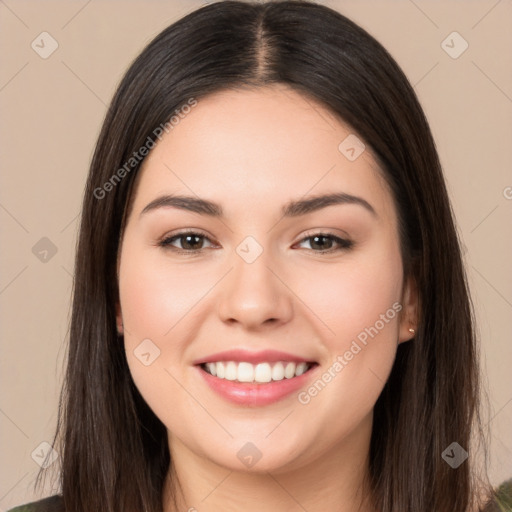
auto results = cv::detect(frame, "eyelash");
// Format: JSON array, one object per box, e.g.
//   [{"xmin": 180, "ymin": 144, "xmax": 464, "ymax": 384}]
[{"xmin": 157, "ymin": 230, "xmax": 354, "ymax": 255}]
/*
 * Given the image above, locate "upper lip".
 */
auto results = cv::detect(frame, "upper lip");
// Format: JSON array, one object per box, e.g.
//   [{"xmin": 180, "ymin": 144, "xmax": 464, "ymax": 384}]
[{"xmin": 193, "ymin": 349, "xmax": 315, "ymax": 365}]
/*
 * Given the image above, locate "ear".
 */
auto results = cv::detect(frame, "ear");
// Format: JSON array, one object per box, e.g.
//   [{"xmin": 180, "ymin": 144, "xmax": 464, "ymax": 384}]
[
  {"xmin": 115, "ymin": 301, "xmax": 124, "ymax": 336},
  {"xmin": 398, "ymin": 274, "xmax": 418, "ymax": 344}
]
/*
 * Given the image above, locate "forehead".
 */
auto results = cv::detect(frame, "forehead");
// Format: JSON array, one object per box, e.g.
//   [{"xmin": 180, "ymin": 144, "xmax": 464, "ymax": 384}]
[{"xmin": 128, "ymin": 85, "xmax": 395, "ymax": 223}]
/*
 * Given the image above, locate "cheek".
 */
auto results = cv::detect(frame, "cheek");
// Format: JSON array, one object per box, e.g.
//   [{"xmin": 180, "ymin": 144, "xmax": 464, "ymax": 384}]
[
  {"xmin": 296, "ymin": 243, "xmax": 403, "ymax": 347},
  {"xmin": 119, "ymin": 265, "xmax": 203, "ymax": 436},
  {"xmin": 118, "ymin": 241, "xmax": 214, "ymax": 342},
  {"xmin": 294, "ymin": 241, "xmax": 403, "ymax": 430},
  {"xmin": 118, "ymin": 243, "xmax": 204, "ymax": 404}
]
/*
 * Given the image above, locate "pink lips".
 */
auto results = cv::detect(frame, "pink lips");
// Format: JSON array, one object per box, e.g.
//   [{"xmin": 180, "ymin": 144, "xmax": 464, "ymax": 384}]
[
  {"xmin": 193, "ymin": 349, "xmax": 318, "ymax": 406},
  {"xmin": 193, "ymin": 349, "xmax": 313, "ymax": 365}
]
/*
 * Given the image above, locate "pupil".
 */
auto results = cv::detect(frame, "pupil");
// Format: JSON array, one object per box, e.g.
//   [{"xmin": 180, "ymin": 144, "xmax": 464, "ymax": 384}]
[
  {"xmin": 312, "ymin": 235, "xmax": 331, "ymax": 250},
  {"xmin": 183, "ymin": 235, "xmax": 202, "ymax": 250},
  {"xmin": 179, "ymin": 235, "xmax": 334, "ymax": 251}
]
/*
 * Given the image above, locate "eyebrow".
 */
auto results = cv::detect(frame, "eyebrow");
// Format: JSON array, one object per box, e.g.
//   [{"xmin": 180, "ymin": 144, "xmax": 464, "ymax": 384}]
[{"xmin": 139, "ymin": 192, "xmax": 377, "ymax": 219}]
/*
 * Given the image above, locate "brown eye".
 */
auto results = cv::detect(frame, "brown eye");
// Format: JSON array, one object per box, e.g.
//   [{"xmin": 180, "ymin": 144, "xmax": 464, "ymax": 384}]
[
  {"xmin": 159, "ymin": 231, "xmax": 215, "ymax": 252},
  {"xmin": 296, "ymin": 233, "xmax": 353, "ymax": 253}
]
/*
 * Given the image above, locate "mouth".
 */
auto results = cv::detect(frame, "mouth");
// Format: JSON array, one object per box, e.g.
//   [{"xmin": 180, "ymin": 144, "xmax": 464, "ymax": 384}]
[
  {"xmin": 194, "ymin": 350, "xmax": 319, "ymax": 406},
  {"xmin": 199, "ymin": 360, "xmax": 317, "ymax": 383}
]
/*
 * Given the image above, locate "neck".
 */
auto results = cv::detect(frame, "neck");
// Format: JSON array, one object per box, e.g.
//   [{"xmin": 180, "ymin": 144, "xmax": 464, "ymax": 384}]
[{"xmin": 162, "ymin": 414, "xmax": 375, "ymax": 512}]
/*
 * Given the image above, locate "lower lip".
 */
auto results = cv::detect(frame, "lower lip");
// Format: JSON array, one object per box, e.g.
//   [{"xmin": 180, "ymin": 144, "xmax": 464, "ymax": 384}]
[{"xmin": 196, "ymin": 364, "xmax": 318, "ymax": 406}]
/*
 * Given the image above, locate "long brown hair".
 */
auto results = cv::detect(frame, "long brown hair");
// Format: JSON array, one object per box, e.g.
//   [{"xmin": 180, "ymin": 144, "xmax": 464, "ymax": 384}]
[{"xmin": 35, "ymin": 1, "xmax": 491, "ymax": 510}]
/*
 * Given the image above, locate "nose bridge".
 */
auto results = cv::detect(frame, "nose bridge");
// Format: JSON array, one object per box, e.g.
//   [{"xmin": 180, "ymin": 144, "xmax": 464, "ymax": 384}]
[{"xmin": 217, "ymin": 239, "xmax": 293, "ymax": 328}]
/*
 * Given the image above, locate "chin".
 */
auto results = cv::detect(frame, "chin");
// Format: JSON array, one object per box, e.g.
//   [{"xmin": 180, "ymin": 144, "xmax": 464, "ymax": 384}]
[{"xmin": 191, "ymin": 432, "xmax": 314, "ymax": 475}]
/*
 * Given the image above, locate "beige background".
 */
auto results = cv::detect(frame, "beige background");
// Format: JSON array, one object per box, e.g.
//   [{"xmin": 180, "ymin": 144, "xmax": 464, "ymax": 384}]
[{"xmin": 1, "ymin": 0, "xmax": 511, "ymax": 508}]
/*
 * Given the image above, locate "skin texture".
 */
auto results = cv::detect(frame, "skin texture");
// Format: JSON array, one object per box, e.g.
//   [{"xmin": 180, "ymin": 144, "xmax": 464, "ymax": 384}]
[{"xmin": 116, "ymin": 85, "xmax": 418, "ymax": 512}]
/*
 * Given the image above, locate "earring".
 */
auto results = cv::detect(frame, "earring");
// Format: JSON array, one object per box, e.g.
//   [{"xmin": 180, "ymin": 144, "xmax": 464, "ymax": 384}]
[{"xmin": 408, "ymin": 328, "xmax": 415, "ymax": 334}]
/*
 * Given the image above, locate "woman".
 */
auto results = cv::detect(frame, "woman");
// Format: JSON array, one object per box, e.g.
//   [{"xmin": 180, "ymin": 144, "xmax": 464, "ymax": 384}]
[{"xmin": 8, "ymin": 0, "xmax": 503, "ymax": 510}]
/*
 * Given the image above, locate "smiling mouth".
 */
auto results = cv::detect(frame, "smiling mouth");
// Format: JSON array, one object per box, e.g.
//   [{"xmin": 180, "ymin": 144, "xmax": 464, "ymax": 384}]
[{"xmin": 199, "ymin": 361, "xmax": 318, "ymax": 384}]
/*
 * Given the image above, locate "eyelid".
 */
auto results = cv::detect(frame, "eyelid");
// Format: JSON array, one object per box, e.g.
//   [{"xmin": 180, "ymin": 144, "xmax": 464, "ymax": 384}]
[
  {"xmin": 296, "ymin": 228, "xmax": 351, "ymax": 243},
  {"xmin": 293, "ymin": 230, "xmax": 353, "ymax": 252},
  {"xmin": 157, "ymin": 229, "xmax": 217, "ymax": 252},
  {"xmin": 158, "ymin": 228, "xmax": 353, "ymax": 254}
]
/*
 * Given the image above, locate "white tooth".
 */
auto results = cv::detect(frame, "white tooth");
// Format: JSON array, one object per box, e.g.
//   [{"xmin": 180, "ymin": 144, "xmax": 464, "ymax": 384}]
[
  {"xmin": 225, "ymin": 361, "xmax": 237, "ymax": 380},
  {"xmin": 284, "ymin": 362, "xmax": 296, "ymax": 379},
  {"xmin": 271, "ymin": 362, "xmax": 285, "ymax": 381},
  {"xmin": 207, "ymin": 362, "xmax": 216, "ymax": 376},
  {"xmin": 295, "ymin": 362, "xmax": 308, "ymax": 376},
  {"xmin": 254, "ymin": 363, "xmax": 272, "ymax": 383},
  {"xmin": 216, "ymin": 361, "xmax": 225, "ymax": 378},
  {"xmin": 237, "ymin": 362, "xmax": 254, "ymax": 382},
  {"xmin": 210, "ymin": 361, "xmax": 307, "ymax": 382}
]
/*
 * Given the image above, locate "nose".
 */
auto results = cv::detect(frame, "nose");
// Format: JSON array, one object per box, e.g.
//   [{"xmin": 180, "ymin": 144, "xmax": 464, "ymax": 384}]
[{"xmin": 217, "ymin": 248, "xmax": 294, "ymax": 330}]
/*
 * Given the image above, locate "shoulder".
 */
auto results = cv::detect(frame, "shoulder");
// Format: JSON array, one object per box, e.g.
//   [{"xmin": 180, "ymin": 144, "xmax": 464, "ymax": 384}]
[{"xmin": 6, "ymin": 495, "xmax": 64, "ymax": 512}]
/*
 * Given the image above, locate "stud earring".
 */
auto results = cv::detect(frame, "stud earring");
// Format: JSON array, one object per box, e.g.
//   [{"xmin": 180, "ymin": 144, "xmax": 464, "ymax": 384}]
[{"xmin": 408, "ymin": 328, "xmax": 415, "ymax": 334}]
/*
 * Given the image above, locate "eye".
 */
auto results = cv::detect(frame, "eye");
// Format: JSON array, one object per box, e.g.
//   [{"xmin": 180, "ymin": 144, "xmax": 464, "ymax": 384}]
[
  {"xmin": 157, "ymin": 230, "xmax": 353, "ymax": 255},
  {"xmin": 295, "ymin": 232, "xmax": 353, "ymax": 253},
  {"xmin": 158, "ymin": 230, "xmax": 216, "ymax": 253}
]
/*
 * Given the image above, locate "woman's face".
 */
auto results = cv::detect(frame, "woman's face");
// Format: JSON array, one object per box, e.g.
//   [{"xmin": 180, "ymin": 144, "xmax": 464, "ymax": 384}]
[{"xmin": 117, "ymin": 85, "xmax": 417, "ymax": 474}]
